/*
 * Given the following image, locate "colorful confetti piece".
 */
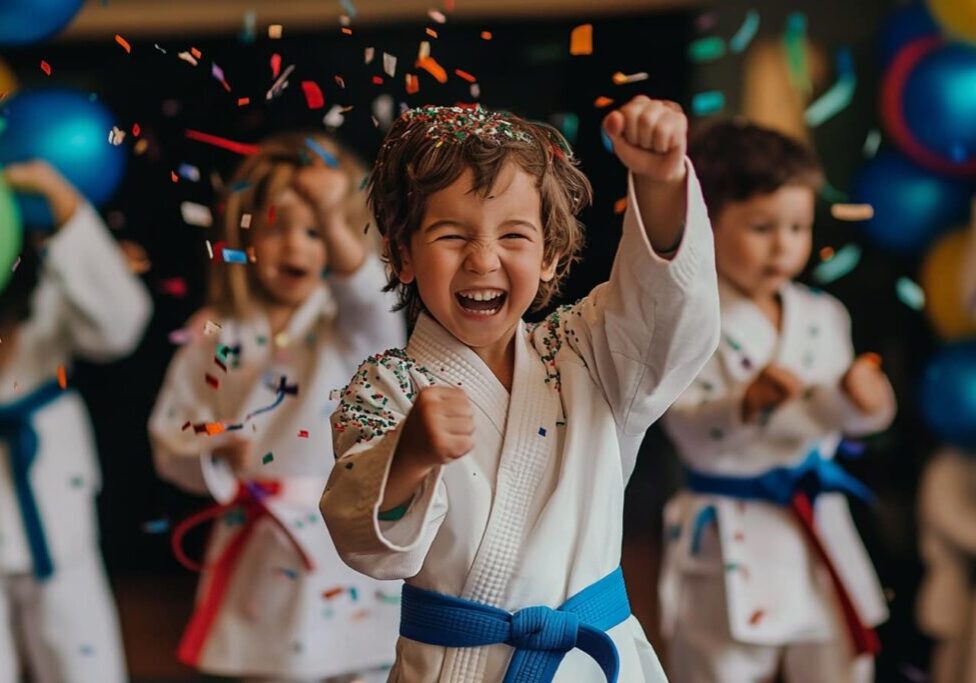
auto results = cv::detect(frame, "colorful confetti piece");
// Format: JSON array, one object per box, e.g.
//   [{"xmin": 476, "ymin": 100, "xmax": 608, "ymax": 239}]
[
  {"xmin": 688, "ymin": 36, "xmax": 726, "ymax": 63},
  {"xmin": 812, "ymin": 243, "xmax": 861, "ymax": 284},
  {"xmin": 896, "ymin": 277, "xmax": 925, "ymax": 310},
  {"xmin": 729, "ymin": 10, "xmax": 760, "ymax": 53},
  {"xmin": 805, "ymin": 48, "xmax": 856, "ymax": 127},
  {"xmin": 262, "ymin": 452, "xmax": 274, "ymax": 465},
  {"xmin": 830, "ymin": 203, "xmax": 873, "ymax": 221},
  {"xmin": 569, "ymin": 24, "xmax": 593, "ymax": 56},
  {"xmin": 115, "ymin": 34, "xmax": 132, "ymax": 53},
  {"xmin": 691, "ymin": 90, "xmax": 725, "ymax": 116},
  {"xmin": 57, "ymin": 365, "xmax": 67, "ymax": 389},
  {"xmin": 301, "ymin": 81, "xmax": 325, "ymax": 109}
]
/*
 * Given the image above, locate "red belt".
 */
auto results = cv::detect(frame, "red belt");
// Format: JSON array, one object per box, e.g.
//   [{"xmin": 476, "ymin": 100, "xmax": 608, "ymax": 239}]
[{"xmin": 171, "ymin": 480, "xmax": 314, "ymax": 666}]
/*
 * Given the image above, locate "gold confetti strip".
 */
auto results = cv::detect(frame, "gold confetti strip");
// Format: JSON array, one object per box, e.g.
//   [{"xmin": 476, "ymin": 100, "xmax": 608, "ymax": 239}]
[
  {"xmin": 268, "ymin": 24, "xmax": 283, "ymax": 39},
  {"xmin": 612, "ymin": 71, "xmax": 649, "ymax": 85}
]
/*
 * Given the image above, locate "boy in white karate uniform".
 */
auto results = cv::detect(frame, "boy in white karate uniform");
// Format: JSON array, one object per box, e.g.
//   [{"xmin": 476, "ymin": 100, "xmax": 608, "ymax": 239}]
[
  {"xmin": 321, "ymin": 98, "xmax": 720, "ymax": 682},
  {"xmin": 0, "ymin": 161, "xmax": 151, "ymax": 682},
  {"xmin": 659, "ymin": 120, "xmax": 897, "ymax": 683}
]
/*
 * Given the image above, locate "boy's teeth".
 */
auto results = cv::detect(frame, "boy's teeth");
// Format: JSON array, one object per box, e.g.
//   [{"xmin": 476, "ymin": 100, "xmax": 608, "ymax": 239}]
[{"xmin": 460, "ymin": 290, "xmax": 503, "ymax": 301}]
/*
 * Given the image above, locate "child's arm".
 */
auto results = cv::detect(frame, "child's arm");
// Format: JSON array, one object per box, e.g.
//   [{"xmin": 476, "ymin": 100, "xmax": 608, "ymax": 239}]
[
  {"xmin": 148, "ymin": 341, "xmax": 226, "ymax": 495},
  {"xmin": 4, "ymin": 161, "xmax": 151, "ymax": 361},
  {"xmin": 803, "ymin": 299, "xmax": 896, "ymax": 436},
  {"xmin": 293, "ymin": 164, "xmax": 406, "ymax": 354},
  {"xmin": 321, "ymin": 355, "xmax": 451, "ymax": 580},
  {"xmin": 532, "ymin": 97, "xmax": 720, "ymax": 438},
  {"xmin": 664, "ymin": 361, "xmax": 804, "ymax": 456}
]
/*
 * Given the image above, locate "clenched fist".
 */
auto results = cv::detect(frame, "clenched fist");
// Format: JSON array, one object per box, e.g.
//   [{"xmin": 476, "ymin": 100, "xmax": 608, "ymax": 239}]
[
  {"xmin": 602, "ymin": 96, "xmax": 688, "ymax": 184},
  {"xmin": 742, "ymin": 364, "xmax": 804, "ymax": 423},
  {"xmin": 841, "ymin": 353, "xmax": 890, "ymax": 416},
  {"xmin": 397, "ymin": 387, "xmax": 475, "ymax": 468}
]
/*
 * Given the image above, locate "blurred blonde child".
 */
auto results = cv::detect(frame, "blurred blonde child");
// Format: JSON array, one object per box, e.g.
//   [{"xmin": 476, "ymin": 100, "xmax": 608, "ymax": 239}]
[{"xmin": 149, "ymin": 133, "xmax": 403, "ymax": 683}]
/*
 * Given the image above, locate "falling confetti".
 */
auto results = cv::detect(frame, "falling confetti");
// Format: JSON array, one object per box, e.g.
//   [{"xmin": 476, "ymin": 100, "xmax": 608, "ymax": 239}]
[
  {"xmin": 108, "ymin": 127, "xmax": 126, "ymax": 146},
  {"xmin": 40, "ymin": 60, "xmax": 51, "ymax": 76},
  {"xmin": 305, "ymin": 137, "xmax": 338, "ymax": 167},
  {"xmin": 830, "ymin": 203, "xmax": 874, "ymax": 221},
  {"xmin": 729, "ymin": 10, "xmax": 760, "ymax": 53},
  {"xmin": 301, "ymin": 81, "xmax": 325, "ymax": 109},
  {"xmin": 57, "ymin": 365, "xmax": 67, "ymax": 389},
  {"xmin": 185, "ymin": 129, "xmax": 260, "ymax": 155},
  {"xmin": 812, "ymin": 243, "xmax": 861, "ymax": 284},
  {"xmin": 115, "ymin": 34, "xmax": 132, "ymax": 53},
  {"xmin": 863, "ymin": 128, "xmax": 882, "ymax": 158},
  {"xmin": 268, "ymin": 24, "xmax": 283, "ymax": 39},
  {"xmin": 180, "ymin": 201, "xmax": 213, "ymax": 227},
  {"xmin": 142, "ymin": 518, "xmax": 170, "ymax": 534},
  {"xmin": 383, "ymin": 52, "xmax": 397, "ymax": 78},
  {"xmin": 222, "ymin": 248, "xmax": 248, "ymax": 264},
  {"xmin": 688, "ymin": 36, "xmax": 726, "ymax": 63},
  {"xmin": 416, "ymin": 56, "xmax": 448, "ymax": 83},
  {"xmin": 805, "ymin": 48, "xmax": 856, "ymax": 127},
  {"xmin": 784, "ymin": 12, "xmax": 811, "ymax": 96},
  {"xmin": 691, "ymin": 90, "xmax": 725, "ymax": 116},
  {"xmin": 612, "ymin": 71, "xmax": 649, "ymax": 85},
  {"xmin": 569, "ymin": 24, "xmax": 593, "ymax": 56},
  {"xmin": 896, "ymin": 277, "xmax": 925, "ymax": 310},
  {"xmin": 177, "ymin": 163, "xmax": 201, "ymax": 182}
]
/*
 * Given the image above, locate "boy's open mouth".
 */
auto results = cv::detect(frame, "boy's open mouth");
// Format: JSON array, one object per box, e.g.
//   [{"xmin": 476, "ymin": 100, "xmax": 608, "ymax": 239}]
[
  {"xmin": 281, "ymin": 265, "xmax": 309, "ymax": 279},
  {"xmin": 455, "ymin": 289, "xmax": 506, "ymax": 316}
]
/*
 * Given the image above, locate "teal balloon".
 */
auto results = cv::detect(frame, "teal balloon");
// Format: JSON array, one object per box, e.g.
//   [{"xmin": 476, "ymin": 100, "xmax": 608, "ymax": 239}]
[
  {"xmin": 0, "ymin": 0, "xmax": 84, "ymax": 46},
  {"xmin": 920, "ymin": 341, "xmax": 976, "ymax": 451},
  {"xmin": 0, "ymin": 89, "xmax": 126, "ymax": 230},
  {"xmin": 851, "ymin": 151, "xmax": 973, "ymax": 253},
  {"xmin": 0, "ymin": 173, "xmax": 23, "ymax": 294}
]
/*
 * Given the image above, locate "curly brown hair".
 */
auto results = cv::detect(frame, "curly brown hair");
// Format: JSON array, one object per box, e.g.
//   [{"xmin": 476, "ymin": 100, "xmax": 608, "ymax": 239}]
[
  {"xmin": 689, "ymin": 118, "xmax": 823, "ymax": 219},
  {"xmin": 209, "ymin": 131, "xmax": 373, "ymax": 318},
  {"xmin": 368, "ymin": 105, "xmax": 593, "ymax": 323}
]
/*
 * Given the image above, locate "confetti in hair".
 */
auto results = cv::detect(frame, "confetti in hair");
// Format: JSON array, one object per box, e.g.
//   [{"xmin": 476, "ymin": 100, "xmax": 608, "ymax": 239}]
[{"xmin": 391, "ymin": 105, "xmax": 534, "ymax": 148}]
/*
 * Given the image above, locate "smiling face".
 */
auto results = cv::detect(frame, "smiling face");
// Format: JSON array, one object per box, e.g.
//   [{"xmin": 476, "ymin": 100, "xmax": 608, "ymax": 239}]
[
  {"xmin": 712, "ymin": 184, "xmax": 815, "ymax": 300},
  {"xmin": 249, "ymin": 187, "xmax": 327, "ymax": 309},
  {"xmin": 398, "ymin": 161, "xmax": 556, "ymax": 359}
]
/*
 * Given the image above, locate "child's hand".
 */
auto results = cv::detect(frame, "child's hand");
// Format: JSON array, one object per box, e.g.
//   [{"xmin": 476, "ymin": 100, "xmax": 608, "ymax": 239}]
[
  {"xmin": 292, "ymin": 163, "xmax": 350, "ymax": 228},
  {"xmin": 841, "ymin": 353, "xmax": 890, "ymax": 416},
  {"xmin": 3, "ymin": 160, "xmax": 82, "ymax": 228},
  {"xmin": 742, "ymin": 364, "xmax": 804, "ymax": 423},
  {"xmin": 396, "ymin": 387, "xmax": 474, "ymax": 469},
  {"xmin": 212, "ymin": 435, "xmax": 254, "ymax": 475},
  {"xmin": 602, "ymin": 96, "xmax": 687, "ymax": 184}
]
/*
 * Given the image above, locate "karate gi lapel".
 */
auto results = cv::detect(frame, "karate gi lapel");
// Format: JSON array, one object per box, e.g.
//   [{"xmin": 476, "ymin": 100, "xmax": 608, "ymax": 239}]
[{"xmin": 715, "ymin": 280, "xmax": 779, "ymax": 383}]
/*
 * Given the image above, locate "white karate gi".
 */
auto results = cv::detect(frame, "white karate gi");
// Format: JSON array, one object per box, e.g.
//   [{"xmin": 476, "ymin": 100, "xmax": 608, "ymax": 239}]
[
  {"xmin": 660, "ymin": 280, "xmax": 897, "ymax": 683},
  {"xmin": 149, "ymin": 256, "xmax": 404, "ymax": 680},
  {"xmin": 0, "ymin": 203, "xmax": 151, "ymax": 683},
  {"xmin": 321, "ymin": 170, "xmax": 720, "ymax": 682},
  {"xmin": 917, "ymin": 448, "xmax": 976, "ymax": 683}
]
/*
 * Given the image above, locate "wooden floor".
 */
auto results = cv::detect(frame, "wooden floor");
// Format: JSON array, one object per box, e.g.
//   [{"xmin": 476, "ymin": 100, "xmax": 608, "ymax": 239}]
[{"xmin": 114, "ymin": 533, "xmax": 664, "ymax": 681}]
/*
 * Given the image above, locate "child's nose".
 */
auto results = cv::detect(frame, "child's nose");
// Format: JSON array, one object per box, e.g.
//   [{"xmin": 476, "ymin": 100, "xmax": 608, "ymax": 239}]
[{"xmin": 464, "ymin": 241, "xmax": 500, "ymax": 274}]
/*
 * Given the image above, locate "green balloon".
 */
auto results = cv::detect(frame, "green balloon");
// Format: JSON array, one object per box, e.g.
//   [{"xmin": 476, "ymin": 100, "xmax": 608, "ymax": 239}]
[{"xmin": 0, "ymin": 173, "xmax": 23, "ymax": 294}]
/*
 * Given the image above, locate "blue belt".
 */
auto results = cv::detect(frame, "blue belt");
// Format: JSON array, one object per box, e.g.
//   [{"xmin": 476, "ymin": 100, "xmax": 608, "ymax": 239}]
[
  {"xmin": 400, "ymin": 567, "xmax": 631, "ymax": 682},
  {"xmin": 0, "ymin": 379, "xmax": 66, "ymax": 580},
  {"xmin": 685, "ymin": 447, "xmax": 873, "ymax": 553}
]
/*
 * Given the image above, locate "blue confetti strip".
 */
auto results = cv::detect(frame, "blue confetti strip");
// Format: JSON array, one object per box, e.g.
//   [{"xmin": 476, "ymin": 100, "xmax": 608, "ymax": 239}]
[
  {"xmin": 812, "ymin": 244, "xmax": 862, "ymax": 284},
  {"xmin": 304, "ymin": 137, "xmax": 339, "ymax": 168},
  {"xmin": 222, "ymin": 248, "xmax": 248, "ymax": 264},
  {"xmin": 691, "ymin": 90, "xmax": 725, "ymax": 116},
  {"xmin": 896, "ymin": 277, "xmax": 925, "ymax": 310}
]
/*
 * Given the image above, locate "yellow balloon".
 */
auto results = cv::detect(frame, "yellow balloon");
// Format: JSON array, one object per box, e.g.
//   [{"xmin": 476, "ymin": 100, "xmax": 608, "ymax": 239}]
[
  {"xmin": 920, "ymin": 228, "xmax": 976, "ymax": 340},
  {"xmin": 0, "ymin": 57, "xmax": 18, "ymax": 96},
  {"xmin": 928, "ymin": 0, "xmax": 976, "ymax": 43}
]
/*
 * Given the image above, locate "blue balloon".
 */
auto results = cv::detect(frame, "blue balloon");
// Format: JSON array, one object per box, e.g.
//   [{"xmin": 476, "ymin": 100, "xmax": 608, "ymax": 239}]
[
  {"xmin": 877, "ymin": 2, "xmax": 940, "ymax": 70},
  {"xmin": 0, "ymin": 89, "xmax": 126, "ymax": 229},
  {"xmin": 0, "ymin": 0, "xmax": 84, "ymax": 46},
  {"xmin": 920, "ymin": 341, "xmax": 976, "ymax": 451},
  {"xmin": 851, "ymin": 151, "xmax": 973, "ymax": 253},
  {"xmin": 902, "ymin": 42, "xmax": 976, "ymax": 167}
]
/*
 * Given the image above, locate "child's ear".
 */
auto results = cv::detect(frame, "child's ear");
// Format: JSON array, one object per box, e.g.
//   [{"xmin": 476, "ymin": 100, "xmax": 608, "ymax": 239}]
[
  {"xmin": 540, "ymin": 256, "xmax": 559, "ymax": 283},
  {"xmin": 397, "ymin": 244, "xmax": 415, "ymax": 284}
]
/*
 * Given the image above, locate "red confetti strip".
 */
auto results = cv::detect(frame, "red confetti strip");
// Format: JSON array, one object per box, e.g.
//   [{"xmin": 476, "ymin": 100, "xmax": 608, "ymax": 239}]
[
  {"xmin": 158, "ymin": 277, "xmax": 188, "ymax": 297},
  {"xmin": 341, "ymin": 27, "xmax": 353, "ymax": 35},
  {"xmin": 301, "ymin": 81, "xmax": 325, "ymax": 109},
  {"xmin": 132, "ymin": 122, "xmax": 141, "ymax": 136},
  {"xmin": 237, "ymin": 97, "xmax": 250, "ymax": 106},
  {"xmin": 270, "ymin": 53, "xmax": 281, "ymax": 78},
  {"xmin": 371, "ymin": 75, "xmax": 383, "ymax": 85},
  {"xmin": 322, "ymin": 587, "xmax": 344, "ymax": 599},
  {"xmin": 40, "ymin": 60, "xmax": 51, "ymax": 76},
  {"xmin": 748, "ymin": 609, "xmax": 766, "ymax": 625},
  {"xmin": 57, "ymin": 365, "xmax": 67, "ymax": 389},
  {"xmin": 454, "ymin": 68, "xmax": 476, "ymax": 83},
  {"xmin": 115, "ymin": 34, "xmax": 131, "ymax": 53},
  {"xmin": 190, "ymin": 47, "xmax": 202, "ymax": 59},
  {"xmin": 298, "ymin": 430, "xmax": 309, "ymax": 438},
  {"xmin": 205, "ymin": 374, "xmax": 219, "ymax": 389},
  {"xmin": 405, "ymin": 74, "xmax": 420, "ymax": 94},
  {"xmin": 613, "ymin": 197, "xmax": 627, "ymax": 215},
  {"xmin": 481, "ymin": 31, "xmax": 492, "ymax": 40},
  {"xmin": 594, "ymin": 96, "xmax": 614, "ymax": 108},
  {"xmin": 426, "ymin": 27, "xmax": 439, "ymax": 39},
  {"xmin": 185, "ymin": 130, "xmax": 260, "ymax": 156}
]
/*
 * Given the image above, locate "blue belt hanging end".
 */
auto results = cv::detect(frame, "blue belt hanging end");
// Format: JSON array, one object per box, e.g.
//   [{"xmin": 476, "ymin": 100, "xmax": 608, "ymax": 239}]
[
  {"xmin": 400, "ymin": 567, "xmax": 631, "ymax": 683},
  {"xmin": 0, "ymin": 379, "xmax": 66, "ymax": 581},
  {"xmin": 689, "ymin": 505, "xmax": 717, "ymax": 556}
]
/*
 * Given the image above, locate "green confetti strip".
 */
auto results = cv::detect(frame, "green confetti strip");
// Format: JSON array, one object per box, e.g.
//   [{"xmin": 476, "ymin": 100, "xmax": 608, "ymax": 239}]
[
  {"xmin": 812, "ymin": 243, "xmax": 862, "ymax": 284},
  {"xmin": 896, "ymin": 277, "xmax": 925, "ymax": 310},
  {"xmin": 691, "ymin": 90, "xmax": 725, "ymax": 116},
  {"xmin": 262, "ymin": 452, "xmax": 274, "ymax": 465},
  {"xmin": 688, "ymin": 36, "xmax": 726, "ymax": 63},
  {"xmin": 863, "ymin": 128, "xmax": 882, "ymax": 158},
  {"xmin": 784, "ymin": 12, "xmax": 812, "ymax": 97},
  {"xmin": 730, "ymin": 10, "xmax": 760, "ymax": 54},
  {"xmin": 805, "ymin": 48, "xmax": 856, "ymax": 128}
]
